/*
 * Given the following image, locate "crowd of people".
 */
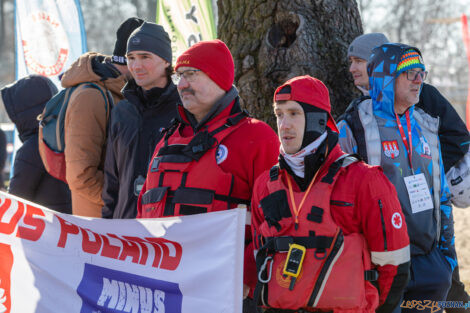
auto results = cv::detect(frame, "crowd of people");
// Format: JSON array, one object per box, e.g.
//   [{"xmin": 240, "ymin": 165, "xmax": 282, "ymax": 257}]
[{"xmin": 1, "ymin": 16, "xmax": 470, "ymax": 313}]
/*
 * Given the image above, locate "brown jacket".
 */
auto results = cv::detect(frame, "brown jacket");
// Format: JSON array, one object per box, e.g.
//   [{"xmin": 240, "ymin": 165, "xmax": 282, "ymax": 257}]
[{"xmin": 61, "ymin": 52, "xmax": 126, "ymax": 217}]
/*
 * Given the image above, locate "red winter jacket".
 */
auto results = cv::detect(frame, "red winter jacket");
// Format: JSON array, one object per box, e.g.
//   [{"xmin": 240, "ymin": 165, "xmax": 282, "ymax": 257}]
[
  {"xmin": 137, "ymin": 95, "xmax": 280, "ymax": 291},
  {"xmin": 251, "ymin": 144, "xmax": 410, "ymax": 313}
]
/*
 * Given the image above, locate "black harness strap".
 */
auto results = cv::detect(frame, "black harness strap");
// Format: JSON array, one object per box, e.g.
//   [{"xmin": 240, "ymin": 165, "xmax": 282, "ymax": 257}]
[
  {"xmin": 216, "ymin": 194, "xmax": 250, "ymax": 205},
  {"xmin": 320, "ymin": 154, "xmax": 360, "ymax": 184},
  {"xmin": 263, "ymin": 235, "xmax": 334, "ymax": 252},
  {"xmin": 253, "ymin": 234, "xmax": 335, "ymax": 306},
  {"xmin": 161, "ymin": 118, "xmax": 179, "ymax": 143},
  {"xmin": 269, "ymin": 165, "xmax": 280, "ymax": 182},
  {"xmin": 209, "ymin": 110, "xmax": 248, "ymax": 137},
  {"xmin": 321, "ymin": 158, "xmax": 343, "ymax": 184}
]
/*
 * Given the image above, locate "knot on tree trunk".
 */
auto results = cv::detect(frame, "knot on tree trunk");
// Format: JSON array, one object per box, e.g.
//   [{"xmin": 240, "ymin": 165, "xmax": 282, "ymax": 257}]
[{"xmin": 267, "ymin": 12, "xmax": 300, "ymax": 49}]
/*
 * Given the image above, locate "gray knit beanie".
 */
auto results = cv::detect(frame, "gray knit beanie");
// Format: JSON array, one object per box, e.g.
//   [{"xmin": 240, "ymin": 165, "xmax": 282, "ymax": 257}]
[
  {"xmin": 127, "ymin": 22, "xmax": 172, "ymax": 63},
  {"xmin": 347, "ymin": 33, "xmax": 389, "ymax": 61}
]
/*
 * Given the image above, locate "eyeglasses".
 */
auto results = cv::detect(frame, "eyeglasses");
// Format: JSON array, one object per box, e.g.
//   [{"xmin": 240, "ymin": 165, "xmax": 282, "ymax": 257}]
[
  {"xmin": 406, "ymin": 70, "xmax": 428, "ymax": 81},
  {"xmin": 171, "ymin": 69, "xmax": 201, "ymax": 85}
]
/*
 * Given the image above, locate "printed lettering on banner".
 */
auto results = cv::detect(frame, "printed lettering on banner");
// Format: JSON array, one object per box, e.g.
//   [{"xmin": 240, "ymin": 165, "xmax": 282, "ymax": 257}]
[
  {"xmin": 0, "ymin": 192, "xmax": 245, "ymax": 313},
  {"xmin": 78, "ymin": 264, "xmax": 182, "ymax": 313},
  {"xmin": 21, "ymin": 11, "xmax": 69, "ymax": 76}
]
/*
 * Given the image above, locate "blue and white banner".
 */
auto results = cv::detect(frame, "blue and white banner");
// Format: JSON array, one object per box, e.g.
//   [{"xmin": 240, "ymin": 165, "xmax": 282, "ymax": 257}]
[
  {"xmin": 0, "ymin": 192, "xmax": 245, "ymax": 313},
  {"xmin": 14, "ymin": 0, "xmax": 87, "ymax": 88}
]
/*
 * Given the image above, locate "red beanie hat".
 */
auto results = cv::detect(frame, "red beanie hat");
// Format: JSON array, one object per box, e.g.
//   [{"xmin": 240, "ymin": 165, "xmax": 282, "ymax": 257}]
[
  {"xmin": 274, "ymin": 75, "xmax": 338, "ymax": 132},
  {"xmin": 175, "ymin": 39, "xmax": 234, "ymax": 91}
]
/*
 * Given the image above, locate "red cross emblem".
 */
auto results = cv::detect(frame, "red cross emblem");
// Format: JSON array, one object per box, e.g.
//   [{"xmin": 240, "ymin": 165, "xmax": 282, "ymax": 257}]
[{"xmin": 391, "ymin": 212, "xmax": 403, "ymax": 229}]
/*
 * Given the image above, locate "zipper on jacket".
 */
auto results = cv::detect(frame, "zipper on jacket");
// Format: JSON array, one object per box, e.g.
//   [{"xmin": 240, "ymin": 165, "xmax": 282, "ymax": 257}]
[
  {"xmin": 330, "ymin": 200, "xmax": 353, "ymax": 207},
  {"xmin": 307, "ymin": 229, "xmax": 344, "ymax": 307},
  {"xmin": 378, "ymin": 199, "xmax": 388, "ymax": 251}
]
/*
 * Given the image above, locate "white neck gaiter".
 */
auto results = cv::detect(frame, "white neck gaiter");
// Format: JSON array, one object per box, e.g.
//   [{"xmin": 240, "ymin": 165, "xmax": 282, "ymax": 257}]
[{"xmin": 280, "ymin": 132, "xmax": 327, "ymax": 178}]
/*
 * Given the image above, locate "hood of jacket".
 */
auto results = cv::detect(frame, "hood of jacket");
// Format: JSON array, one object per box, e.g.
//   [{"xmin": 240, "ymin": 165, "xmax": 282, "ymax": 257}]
[
  {"xmin": 61, "ymin": 52, "xmax": 127, "ymax": 97},
  {"xmin": 1, "ymin": 75, "xmax": 58, "ymax": 141},
  {"xmin": 368, "ymin": 43, "xmax": 423, "ymax": 121}
]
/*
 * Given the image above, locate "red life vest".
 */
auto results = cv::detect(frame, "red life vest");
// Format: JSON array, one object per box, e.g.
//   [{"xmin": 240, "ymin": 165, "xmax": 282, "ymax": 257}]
[
  {"xmin": 254, "ymin": 155, "xmax": 378, "ymax": 313},
  {"xmin": 139, "ymin": 111, "xmax": 251, "ymax": 217}
]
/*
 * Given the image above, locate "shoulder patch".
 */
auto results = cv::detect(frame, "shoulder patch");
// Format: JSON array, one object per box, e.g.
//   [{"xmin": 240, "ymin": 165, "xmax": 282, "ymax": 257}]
[
  {"xmin": 382, "ymin": 140, "xmax": 400, "ymax": 159},
  {"xmin": 216, "ymin": 144, "xmax": 228, "ymax": 164},
  {"xmin": 391, "ymin": 212, "xmax": 403, "ymax": 229}
]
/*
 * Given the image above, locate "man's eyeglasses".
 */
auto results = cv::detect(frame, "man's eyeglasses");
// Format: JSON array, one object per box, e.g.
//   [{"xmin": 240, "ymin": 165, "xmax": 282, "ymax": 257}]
[
  {"xmin": 406, "ymin": 70, "xmax": 428, "ymax": 81},
  {"xmin": 171, "ymin": 69, "xmax": 201, "ymax": 85}
]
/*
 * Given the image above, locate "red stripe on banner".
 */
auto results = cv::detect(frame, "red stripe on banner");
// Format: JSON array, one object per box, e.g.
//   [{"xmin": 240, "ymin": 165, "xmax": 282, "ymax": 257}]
[
  {"xmin": 0, "ymin": 243, "xmax": 13, "ymax": 313},
  {"xmin": 461, "ymin": 14, "xmax": 470, "ymax": 130}
]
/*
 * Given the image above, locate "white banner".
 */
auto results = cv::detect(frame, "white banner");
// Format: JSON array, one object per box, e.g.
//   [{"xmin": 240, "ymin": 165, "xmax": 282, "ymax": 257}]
[
  {"xmin": 14, "ymin": 0, "xmax": 87, "ymax": 88},
  {"xmin": 156, "ymin": 0, "xmax": 217, "ymax": 64},
  {"xmin": 0, "ymin": 192, "xmax": 245, "ymax": 313}
]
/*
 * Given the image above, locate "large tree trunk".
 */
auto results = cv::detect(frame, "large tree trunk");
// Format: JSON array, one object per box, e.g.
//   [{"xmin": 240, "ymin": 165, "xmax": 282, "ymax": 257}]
[{"xmin": 217, "ymin": 0, "xmax": 363, "ymax": 127}]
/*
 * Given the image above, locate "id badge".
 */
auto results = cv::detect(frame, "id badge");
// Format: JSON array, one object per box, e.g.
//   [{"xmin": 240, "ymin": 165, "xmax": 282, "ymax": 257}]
[{"xmin": 403, "ymin": 173, "xmax": 433, "ymax": 214}]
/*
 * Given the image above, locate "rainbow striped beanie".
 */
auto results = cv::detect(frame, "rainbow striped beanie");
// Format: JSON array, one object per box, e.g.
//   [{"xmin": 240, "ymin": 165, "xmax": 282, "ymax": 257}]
[{"xmin": 396, "ymin": 49, "xmax": 425, "ymax": 76}]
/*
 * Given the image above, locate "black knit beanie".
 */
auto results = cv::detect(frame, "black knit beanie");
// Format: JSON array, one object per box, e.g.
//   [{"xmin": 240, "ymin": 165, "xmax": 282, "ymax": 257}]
[
  {"xmin": 127, "ymin": 22, "xmax": 172, "ymax": 63},
  {"xmin": 112, "ymin": 17, "xmax": 144, "ymax": 65}
]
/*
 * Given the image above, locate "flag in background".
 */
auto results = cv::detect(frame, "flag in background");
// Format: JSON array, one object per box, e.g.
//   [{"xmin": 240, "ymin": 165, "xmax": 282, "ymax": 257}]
[
  {"xmin": 12, "ymin": 0, "xmax": 87, "ymax": 177},
  {"xmin": 14, "ymin": 0, "xmax": 87, "ymax": 88},
  {"xmin": 156, "ymin": 0, "xmax": 217, "ymax": 64},
  {"xmin": 462, "ymin": 14, "xmax": 470, "ymax": 130}
]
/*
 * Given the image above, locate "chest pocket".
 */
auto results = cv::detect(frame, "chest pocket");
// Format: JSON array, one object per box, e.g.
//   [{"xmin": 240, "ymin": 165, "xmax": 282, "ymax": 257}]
[
  {"xmin": 259, "ymin": 190, "xmax": 294, "ymax": 236},
  {"xmin": 330, "ymin": 196, "xmax": 357, "ymax": 234}
]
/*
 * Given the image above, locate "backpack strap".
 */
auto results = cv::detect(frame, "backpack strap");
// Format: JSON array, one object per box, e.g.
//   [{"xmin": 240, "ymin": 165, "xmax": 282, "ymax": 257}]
[
  {"xmin": 80, "ymin": 82, "xmax": 114, "ymax": 120},
  {"xmin": 340, "ymin": 96, "xmax": 369, "ymax": 163}
]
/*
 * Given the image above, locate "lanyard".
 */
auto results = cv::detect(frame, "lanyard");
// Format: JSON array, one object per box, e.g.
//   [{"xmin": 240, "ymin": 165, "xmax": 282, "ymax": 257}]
[
  {"xmin": 286, "ymin": 174, "xmax": 316, "ymax": 229},
  {"xmin": 395, "ymin": 110, "xmax": 413, "ymax": 172},
  {"xmin": 285, "ymin": 142, "xmax": 329, "ymax": 229}
]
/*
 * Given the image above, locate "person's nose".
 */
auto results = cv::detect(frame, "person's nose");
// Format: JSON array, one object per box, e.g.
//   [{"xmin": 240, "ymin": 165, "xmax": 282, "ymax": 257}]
[
  {"xmin": 279, "ymin": 116, "xmax": 292, "ymax": 131},
  {"xmin": 349, "ymin": 63, "xmax": 355, "ymax": 73},
  {"xmin": 413, "ymin": 73, "xmax": 424, "ymax": 84},
  {"xmin": 177, "ymin": 76, "xmax": 190, "ymax": 90},
  {"xmin": 130, "ymin": 59, "xmax": 142, "ymax": 71}
]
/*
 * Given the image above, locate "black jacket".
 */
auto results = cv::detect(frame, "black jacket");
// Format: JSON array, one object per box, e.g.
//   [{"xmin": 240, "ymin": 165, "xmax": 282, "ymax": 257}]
[
  {"xmin": 1, "ymin": 75, "xmax": 72, "ymax": 213},
  {"xmin": 340, "ymin": 83, "xmax": 470, "ymax": 173},
  {"xmin": 416, "ymin": 83, "xmax": 470, "ymax": 173},
  {"xmin": 0, "ymin": 129, "xmax": 6, "ymax": 189},
  {"xmin": 102, "ymin": 79, "xmax": 179, "ymax": 218}
]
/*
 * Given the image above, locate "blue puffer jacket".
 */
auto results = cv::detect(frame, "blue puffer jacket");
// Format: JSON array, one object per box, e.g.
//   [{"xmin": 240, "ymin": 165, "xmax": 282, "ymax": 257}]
[{"xmin": 1, "ymin": 75, "xmax": 72, "ymax": 213}]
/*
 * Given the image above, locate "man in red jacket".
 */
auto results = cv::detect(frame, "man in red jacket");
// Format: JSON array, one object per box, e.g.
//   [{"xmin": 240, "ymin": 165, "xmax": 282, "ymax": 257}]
[
  {"xmin": 251, "ymin": 75, "xmax": 410, "ymax": 313},
  {"xmin": 137, "ymin": 39, "xmax": 280, "ymax": 311}
]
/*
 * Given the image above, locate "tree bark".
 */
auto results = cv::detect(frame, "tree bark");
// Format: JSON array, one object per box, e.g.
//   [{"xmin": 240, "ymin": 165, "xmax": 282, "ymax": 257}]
[{"xmin": 217, "ymin": 0, "xmax": 363, "ymax": 127}]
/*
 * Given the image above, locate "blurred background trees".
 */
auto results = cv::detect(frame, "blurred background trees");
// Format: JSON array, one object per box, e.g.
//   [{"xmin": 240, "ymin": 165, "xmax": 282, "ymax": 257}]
[{"xmin": 0, "ymin": 0, "xmax": 468, "ymax": 121}]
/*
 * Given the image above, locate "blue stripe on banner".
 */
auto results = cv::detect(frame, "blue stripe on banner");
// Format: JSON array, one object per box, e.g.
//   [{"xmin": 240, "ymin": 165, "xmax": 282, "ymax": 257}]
[{"xmin": 74, "ymin": 0, "xmax": 88, "ymax": 52}]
